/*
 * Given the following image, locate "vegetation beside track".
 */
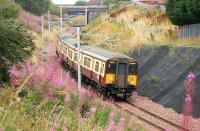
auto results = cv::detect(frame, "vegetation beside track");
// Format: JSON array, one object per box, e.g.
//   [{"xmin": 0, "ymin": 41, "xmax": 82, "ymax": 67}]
[{"xmin": 82, "ymin": 4, "xmax": 200, "ymax": 53}]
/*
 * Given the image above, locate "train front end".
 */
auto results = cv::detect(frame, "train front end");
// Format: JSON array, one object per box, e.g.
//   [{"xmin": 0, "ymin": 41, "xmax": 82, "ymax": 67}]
[{"xmin": 105, "ymin": 59, "xmax": 138, "ymax": 99}]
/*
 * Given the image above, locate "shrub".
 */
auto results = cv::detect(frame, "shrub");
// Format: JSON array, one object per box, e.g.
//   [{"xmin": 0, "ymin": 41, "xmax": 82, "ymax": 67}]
[
  {"xmin": 166, "ymin": 0, "xmax": 200, "ymax": 26},
  {"xmin": 0, "ymin": 19, "xmax": 35, "ymax": 84},
  {"xmin": 15, "ymin": 0, "xmax": 51, "ymax": 16},
  {"xmin": 0, "ymin": 0, "xmax": 20, "ymax": 20}
]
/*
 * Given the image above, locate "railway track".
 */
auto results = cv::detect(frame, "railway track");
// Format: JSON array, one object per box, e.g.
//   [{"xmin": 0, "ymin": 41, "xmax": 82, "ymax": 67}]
[{"xmin": 115, "ymin": 101, "xmax": 188, "ymax": 131}]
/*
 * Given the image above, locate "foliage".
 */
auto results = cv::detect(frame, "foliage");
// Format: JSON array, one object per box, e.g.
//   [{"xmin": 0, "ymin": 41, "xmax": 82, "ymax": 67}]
[
  {"xmin": 147, "ymin": 74, "xmax": 160, "ymax": 83},
  {"xmin": 103, "ymin": 0, "xmax": 126, "ymax": 5},
  {"xmin": 0, "ymin": 20, "xmax": 35, "ymax": 83},
  {"xmin": 49, "ymin": 3, "xmax": 60, "ymax": 16},
  {"xmin": 69, "ymin": 94, "xmax": 78, "ymax": 111},
  {"xmin": 80, "ymin": 100, "xmax": 91, "ymax": 117},
  {"xmin": 84, "ymin": 5, "xmax": 178, "ymax": 53},
  {"xmin": 114, "ymin": 112, "xmax": 121, "ymax": 124},
  {"xmin": 22, "ymin": 90, "xmax": 43, "ymax": 114},
  {"xmin": 75, "ymin": 0, "xmax": 88, "ymax": 6},
  {"xmin": 0, "ymin": 0, "xmax": 20, "ymax": 20},
  {"xmin": 15, "ymin": 0, "xmax": 51, "ymax": 16},
  {"xmin": 166, "ymin": 0, "xmax": 200, "ymax": 26},
  {"xmin": 94, "ymin": 106, "xmax": 111, "ymax": 127}
]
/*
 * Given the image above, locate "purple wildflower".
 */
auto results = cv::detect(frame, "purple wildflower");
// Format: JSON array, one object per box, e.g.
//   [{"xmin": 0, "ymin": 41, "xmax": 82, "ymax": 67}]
[
  {"xmin": 9, "ymin": 65, "xmax": 20, "ymax": 87},
  {"xmin": 187, "ymin": 71, "xmax": 195, "ymax": 81},
  {"xmin": 90, "ymin": 107, "xmax": 96, "ymax": 113}
]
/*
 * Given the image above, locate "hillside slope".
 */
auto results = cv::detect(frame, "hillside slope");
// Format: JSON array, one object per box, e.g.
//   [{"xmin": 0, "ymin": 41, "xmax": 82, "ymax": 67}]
[{"xmin": 83, "ymin": 4, "xmax": 177, "ymax": 53}]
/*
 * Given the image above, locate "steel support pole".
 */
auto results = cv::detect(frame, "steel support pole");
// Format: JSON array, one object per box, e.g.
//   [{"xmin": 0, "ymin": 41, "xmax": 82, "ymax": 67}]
[
  {"xmin": 77, "ymin": 27, "xmax": 81, "ymax": 92},
  {"xmin": 85, "ymin": 8, "xmax": 88, "ymax": 25},
  {"xmin": 41, "ymin": 15, "xmax": 44, "ymax": 46},
  {"xmin": 48, "ymin": 10, "xmax": 51, "ymax": 45},
  {"xmin": 60, "ymin": 7, "xmax": 63, "ymax": 32}
]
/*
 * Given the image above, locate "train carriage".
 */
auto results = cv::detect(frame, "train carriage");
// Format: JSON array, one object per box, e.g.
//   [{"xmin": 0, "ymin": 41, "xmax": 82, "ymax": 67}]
[{"xmin": 56, "ymin": 33, "xmax": 138, "ymax": 99}]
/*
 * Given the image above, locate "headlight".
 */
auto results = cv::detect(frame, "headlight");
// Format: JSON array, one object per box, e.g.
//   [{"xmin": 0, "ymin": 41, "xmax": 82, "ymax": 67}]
[
  {"xmin": 128, "ymin": 75, "xmax": 137, "ymax": 86},
  {"xmin": 105, "ymin": 74, "xmax": 115, "ymax": 84}
]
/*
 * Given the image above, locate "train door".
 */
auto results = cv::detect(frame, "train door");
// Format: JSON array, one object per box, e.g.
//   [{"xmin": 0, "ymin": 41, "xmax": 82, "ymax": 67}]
[{"xmin": 117, "ymin": 62, "xmax": 127, "ymax": 88}]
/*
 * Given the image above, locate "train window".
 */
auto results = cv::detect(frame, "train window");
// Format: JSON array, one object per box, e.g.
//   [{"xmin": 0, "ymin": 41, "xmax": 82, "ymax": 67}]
[
  {"xmin": 74, "ymin": 53, "xmax": 77, "ymax": 62},
  {"xmin": 95, "ymin": 61, "xmax": 100, "ymax": 72},
  {"xmin": 129, "ymin": 63, "xmax": 138, "ymax": 75},
  {"xmin": 61, "ymin": 44, "xmax": 64, "ymax": 52},
  {"xmin": 68, "ymin": 50, "xmax": 73, "ymax": 59},
  {"xmin": 107, "ymin": 61, "xmax": 116, "ymax": 74},
  {"xmin": 87, "ymin": 58, "xmax": 91, "ymax": 68},
  {"xmin": 84, "ymin": 57, "xmax": 87, "ymax": 66},
  {"xmin": 64, "ymin": 47, "xmax": 68, "ymax": 55}
]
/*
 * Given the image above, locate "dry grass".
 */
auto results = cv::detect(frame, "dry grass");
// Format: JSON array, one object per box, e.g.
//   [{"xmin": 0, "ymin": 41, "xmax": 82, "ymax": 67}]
[{"xmin": 83, "ymin": 4, "xmax": 180, "ymax": 53}]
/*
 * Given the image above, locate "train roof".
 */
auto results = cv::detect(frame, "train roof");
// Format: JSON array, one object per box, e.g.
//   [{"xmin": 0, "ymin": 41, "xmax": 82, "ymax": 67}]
[{"xmin": 58, "ymin": 33, "xmax": 135, "ymax": 61}]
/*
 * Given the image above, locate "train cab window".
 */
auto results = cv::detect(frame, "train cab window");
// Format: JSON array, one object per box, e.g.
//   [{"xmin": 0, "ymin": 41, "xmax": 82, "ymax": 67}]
[
  {"xmin": 107, "ymin": 61, "xmax": 116, "ymax": 74},
  {"xmin": 95, "ymin": 61, "xmax": 100, "ymax": 72},
  {"xmin": 129, "ymin": 63, "xmax": 138, "ymax": 75}
]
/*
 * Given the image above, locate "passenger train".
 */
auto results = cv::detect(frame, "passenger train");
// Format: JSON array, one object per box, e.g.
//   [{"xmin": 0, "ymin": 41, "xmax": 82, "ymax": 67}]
[{"xmin": 56, "ymin": 33, "xmax": 138, "ymax": 99}]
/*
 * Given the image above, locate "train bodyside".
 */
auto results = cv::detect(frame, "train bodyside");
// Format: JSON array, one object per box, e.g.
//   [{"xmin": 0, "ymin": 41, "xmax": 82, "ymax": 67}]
[{"xmin": 56, "ymin": 34, "xmax": 138, "ymax": 98}]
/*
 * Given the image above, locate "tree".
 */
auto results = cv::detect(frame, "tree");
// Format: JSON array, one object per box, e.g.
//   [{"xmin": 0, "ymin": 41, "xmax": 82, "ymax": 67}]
[
  {"xmin": 166, "ymin": 0, "xmax": 200, "ymax": 26},
  {"xmin": 102, "ymin": 0, "xmax": 125, "ymax": 5},
  {"xmin": 0, "ymin": 0, "xmax": 20, "ymax": 19},
  {"xmin": 49, "ymin": 3, "xmax": 60, "ymax": 16},
  {"xmin": 75, "ymin": 0, "xmax": 88, "ymax": 6},
  {"xmin": 0, "ymin": 20, "xmax": 35, "ymax": 83},
  {"xmin": 15, "ymin": 0, "xmax": 51, "ymax": 16}
]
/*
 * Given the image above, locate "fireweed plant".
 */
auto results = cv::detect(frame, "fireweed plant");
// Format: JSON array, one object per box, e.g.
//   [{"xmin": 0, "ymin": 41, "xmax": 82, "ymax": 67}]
[
  {"xmin": 181, "ymin": 71, "xmax": 195, "ymax": 130},
  {"xmin": 0, "ymin": 56, "xmax": 144, "ymax": 130}
]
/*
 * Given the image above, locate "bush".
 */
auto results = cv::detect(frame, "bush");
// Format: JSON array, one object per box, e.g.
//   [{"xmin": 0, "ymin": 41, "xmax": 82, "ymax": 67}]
[
  {"xmin": 0, "ymin": 19, "xmax": 35, "ymax": 83},
  {"xmin": 166, "ymin": 0, "xmax": 200, "ymax": 26},
  {"xmin": 15, "ymin": 0, "xmax": 51, "ymax": 16},
  {"xmin": 0, "ymin": 0, "xmax": 20, "ymax": 20}
]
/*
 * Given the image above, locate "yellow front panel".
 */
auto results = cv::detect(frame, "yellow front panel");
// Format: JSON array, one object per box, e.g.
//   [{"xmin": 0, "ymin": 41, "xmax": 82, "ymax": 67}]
[
  {"xmin": 128, "ymin": 75, "xmax": 137, "ymax": 86},
  {"xmin": 105, "ymin": 74, "xmax": 115, "ymax": 84}
]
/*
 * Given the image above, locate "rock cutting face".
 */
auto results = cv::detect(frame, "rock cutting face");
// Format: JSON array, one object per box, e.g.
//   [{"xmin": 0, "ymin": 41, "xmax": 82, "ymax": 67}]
[{"xmin": 131, "ymin": 45, "xmax": 200, "ymax": 118}]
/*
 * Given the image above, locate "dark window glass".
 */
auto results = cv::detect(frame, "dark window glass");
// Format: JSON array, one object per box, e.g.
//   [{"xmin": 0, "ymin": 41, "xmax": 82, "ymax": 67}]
[
  {"xmin": 129, "ymin": 63, "xmax": 138, "ymax": 75},
  {"xmin": 118, "ymin": 63, "xmax": 127, "ymax": 74},
  {"xmin": 107, "ymin": 61, "xmax": 116, "ymax": 73},
  {"xmin": 74, "ymin": 53, "xmax": 77, "ymax": 61},
  {"xmin": 95, "ymin": 61, "xmax": 100, "ymax": 72}
]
